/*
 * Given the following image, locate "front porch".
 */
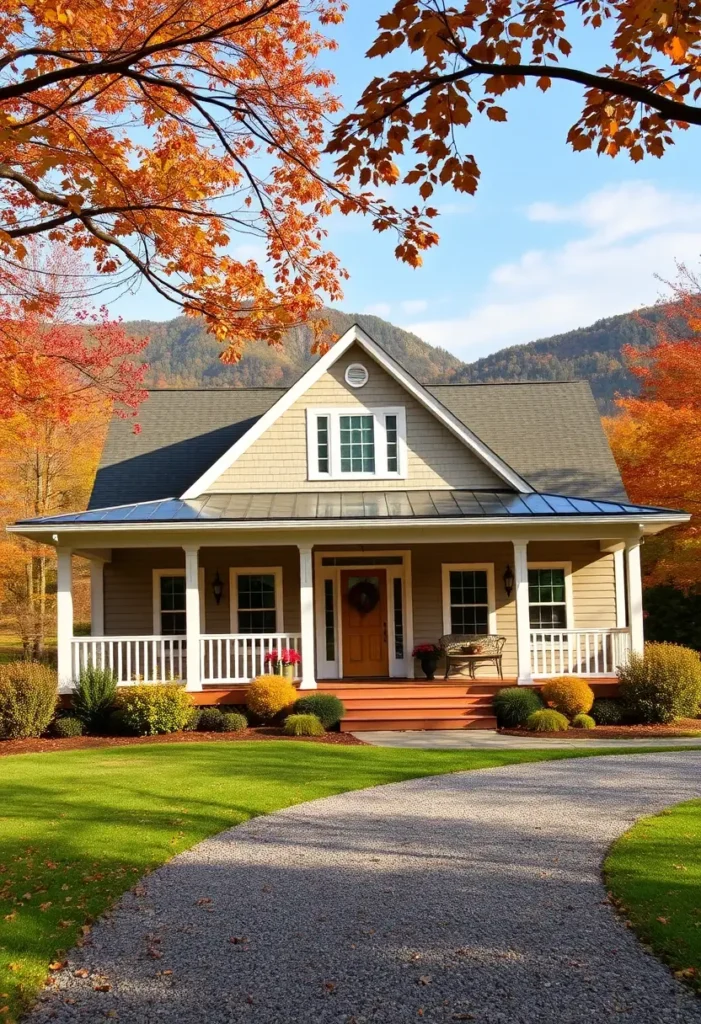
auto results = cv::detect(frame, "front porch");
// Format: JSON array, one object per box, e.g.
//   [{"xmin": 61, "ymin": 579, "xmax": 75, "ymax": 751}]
[{"xmin": 57, "ymin": 534, "xmax": 644, "ymax": 730}]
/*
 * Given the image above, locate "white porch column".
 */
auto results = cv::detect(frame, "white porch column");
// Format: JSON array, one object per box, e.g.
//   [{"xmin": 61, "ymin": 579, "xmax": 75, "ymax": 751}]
[
  {"xmin": 613, "ymin": 546, "xmax": 627, "ymax": 628},
  {"xmin": 56, "ymin": 547, "xmax": 74, "ymax": 692},
  {"xmin": 183, "ymin": 545, "xmax": 201, "ymax": 691},
  {"xmin": 625, "ymin": 538, "xmax": 644, "ymax": 655},
  {"xmin": 90, "ymin": 559, "xmax": 105, "ymax": 637},
  {"xmin": 513, "ymin": 540, "xmax": 532, "ymax": 684},
  {"xmin": 298, "ymin": 544, "xmax": 317, "ymax": 689}
]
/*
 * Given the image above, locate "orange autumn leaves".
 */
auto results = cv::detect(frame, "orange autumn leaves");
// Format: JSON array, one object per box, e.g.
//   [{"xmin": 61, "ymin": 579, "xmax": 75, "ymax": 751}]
[
  {"xmin": 606, "ymin": 270, "xmax": 701, "ymax": 589},
  {"xmin": 329, "ymin": 1, "xmax": 701, "ymax": 218}
]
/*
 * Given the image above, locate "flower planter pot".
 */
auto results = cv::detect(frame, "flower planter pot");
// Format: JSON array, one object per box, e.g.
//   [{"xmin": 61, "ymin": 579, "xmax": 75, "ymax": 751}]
[
  {"xmin": 419, "ymin": 653, "xmax": 439, "ymax": 680},
  {"xmin": 281, "ymin": 663, "xmax": 296, "ymax": 680}
]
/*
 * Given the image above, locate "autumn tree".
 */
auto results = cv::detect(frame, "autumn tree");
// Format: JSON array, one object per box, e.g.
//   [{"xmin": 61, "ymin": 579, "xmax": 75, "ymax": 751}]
[
  {"xmin": 606, "ymin": 266, "xmax": 701, "ymax": 590},
  {"xmin": 330, "ymin": 1, "xmax": 701, "ymax": 210},
  {"xmin": 0, "ymin": 0, "xmax": 438, "ymax": 357}
]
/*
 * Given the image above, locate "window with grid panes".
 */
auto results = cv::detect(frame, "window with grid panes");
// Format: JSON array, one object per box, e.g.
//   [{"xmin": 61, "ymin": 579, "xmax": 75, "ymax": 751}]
[
  {"xmin": 528, "ymin": 568, "xmax": 567, "ymax": 628},
  {"xmin": 448, "ymin": 570, "xmax": 489, "ymax": 633},
  {"xmin": 237, "ymin": 574, "xmax": 277, "ymax": 633}
]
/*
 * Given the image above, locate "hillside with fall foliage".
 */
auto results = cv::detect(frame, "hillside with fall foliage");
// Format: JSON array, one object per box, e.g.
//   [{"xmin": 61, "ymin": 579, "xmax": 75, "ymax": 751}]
[{"xmin": 129, "ymin": 305, "xmax": 662, "ymax": 411}]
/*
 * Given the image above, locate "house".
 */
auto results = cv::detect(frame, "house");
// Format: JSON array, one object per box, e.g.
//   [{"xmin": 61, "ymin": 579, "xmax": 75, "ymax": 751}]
[{"xmin": 10, "ymin": 325, "xmax": 689, "ymax": 730}]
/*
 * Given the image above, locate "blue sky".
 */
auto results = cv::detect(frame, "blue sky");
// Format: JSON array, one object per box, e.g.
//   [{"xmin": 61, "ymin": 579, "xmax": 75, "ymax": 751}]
[{"xmin": 110, "ymin": 3, "xmax": 701, "ymax": 362}]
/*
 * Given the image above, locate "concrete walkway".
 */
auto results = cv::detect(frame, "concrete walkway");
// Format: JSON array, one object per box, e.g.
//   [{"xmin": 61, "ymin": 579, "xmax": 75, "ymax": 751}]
[
  {"xmin": 356, "ymin": 728, "xmax": 701, "ymax": 749},
  {"xmin": 30, "ymin": 752, "xmax": 701, "ymax": 1024}
]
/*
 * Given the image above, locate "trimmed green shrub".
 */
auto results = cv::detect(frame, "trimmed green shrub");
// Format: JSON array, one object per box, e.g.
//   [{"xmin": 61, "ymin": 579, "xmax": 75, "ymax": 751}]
[
  {"xmin": 492, "ymin": 686, "xmax": 543, "ymax": 727},
  {"xmin": 283, "ymin": 713, "xmax": 325, "ymax": 737},
  {"xmin": 540, "ymin": 676, "xmax": 594, "ymax": 718},
  {"xmin": 52, "ymin": 716, "xmax": 84, "ymax": 738},
  {"xmin": 220, "ymin": 711, "xmax": 248, "ymax": 733},
  {"xmin": 246, "ymin": 675, "xmax": 297, "ymax": 719},
  {"xmin": 114, "ymin": 683, "xmax": 192, "ymax": 736},
  {"xmin": 572, "ymin": 713, "xmax": 596, "ymax": 730},
  {"xmin": 618, "ymin": 643, "xmax": 701, "ymax": 724},
  {"xmin": 0, "ymin": 661, "xmax": 57, "ymax": 739},
  {"xmin": 198, "ymin": 707, "xmax": 225, "ymax": 732},
  {"xmin": 526, "ymin": 709, "xmax": 570, "ymax": 732},
  {"xmin": 72, "ymin": 666, "xmax": 117, "ymax": 732},
  {"xmin": 108, "ymin": 707, "xmax": 135, "ymax": 735},
  {"xmin": 292, "ymin": 693, "xmax": 344, "ymax": 729},
  {"xmin": 183, "ymin": 707, "xmax": 202, "ymax": 731},
  {"xmin": 591, "ymin": 698, "xmax": 623, "ymax": 726}
]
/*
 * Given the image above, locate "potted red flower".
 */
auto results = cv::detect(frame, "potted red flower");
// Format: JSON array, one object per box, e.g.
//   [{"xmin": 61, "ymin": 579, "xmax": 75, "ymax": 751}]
[
  {"xmin": 264, "ymin": 648, "xmax": 302, "ymax": 679},
  {"xmin": 412, "ymin": 643, "xmax": 440, "ymax": 680}
]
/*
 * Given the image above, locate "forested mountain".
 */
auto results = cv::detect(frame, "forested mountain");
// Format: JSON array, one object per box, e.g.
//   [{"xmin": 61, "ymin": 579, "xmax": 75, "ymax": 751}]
[{"xmin": 126, "ymin": 304, "xmax": 664, "ymax": 411}]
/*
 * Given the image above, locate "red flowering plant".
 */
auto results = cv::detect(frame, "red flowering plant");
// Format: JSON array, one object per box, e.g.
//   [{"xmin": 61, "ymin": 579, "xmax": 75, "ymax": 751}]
[
  {"xmin": 264, "ymin": 648, "xmax": 302, "ymax": 672},
  {"xmin": 411, "ymin": 643, "xmax": 440, "ymax": 656}
]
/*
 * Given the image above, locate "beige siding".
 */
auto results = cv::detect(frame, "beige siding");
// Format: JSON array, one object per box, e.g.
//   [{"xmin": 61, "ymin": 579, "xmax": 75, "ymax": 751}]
[
  {"xmin": 209, "ymin": 343, "xmax": 504, "ymax": 492},
  {"xmin": 528, "ymin": 541, "xmax": 616, "ymax": 629},
  {"xmin": 104, "ymin": 547, "xmax": 300, "ymax": 636}
]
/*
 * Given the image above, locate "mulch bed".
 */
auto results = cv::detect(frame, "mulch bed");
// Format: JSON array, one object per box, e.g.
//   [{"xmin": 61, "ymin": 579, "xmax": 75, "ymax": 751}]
[
  {"xmin": 0, "ymin": 727, "xmax": 366, "ymax": 757},
  {"xmin": 501, "ymin": 719, "xmax": 701, "ymax": 740}
]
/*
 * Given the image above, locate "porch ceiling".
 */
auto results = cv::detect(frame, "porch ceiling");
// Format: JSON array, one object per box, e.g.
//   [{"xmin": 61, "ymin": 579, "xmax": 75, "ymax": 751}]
[{"xmin": 13, "ymin": 488, "xmax": 688, "ymax": 528}]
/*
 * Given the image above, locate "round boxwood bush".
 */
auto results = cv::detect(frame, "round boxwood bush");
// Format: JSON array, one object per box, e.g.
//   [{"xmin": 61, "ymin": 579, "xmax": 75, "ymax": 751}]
[
  {"xmin": 0, "ymin": 661, "xmax": 57, "ymax": 739},
  {"xmin": 492, "ymin": 686, "xmax": 543, "ymax": 728},
  {"xmin": 72, "ymin": 666, "xmax": 117, "ymax": 732},
  {"xmin": 114, "ymin": 683, "xmax": 193, "ymax": 736},
  {"xmin": 618, "ymin": 643, "xmax": 701, "ymax": 724},
  {"xmin": 283, "ymin": 713, "xmax": 325, "ymax": 737},
  {"xmin": 220, "ymin": 711, "xmax": 248, "ymax": 733},
  {"xmin": 591, "ymin": 698, "xmax": 623, "ymax": 726},
  {"xmin": 246, "ymin": 675, "xmax": 297, "ymax": 720},
  {"xmin": 52, "ymin": 716, "xmax": 84, "ymax": 738},
  {"xmin": 572, "ymin": 713, "xmax": 596, "ymax": 730},
  {"xmin": 292, "ymin": 693, "xmax": 344, "ymax": 729},
  {"xmin": 540, "ymin": 676, "xmax": 594, "ymax": 719},
  {"xmin": 198, "ymin": 707, "xmax": 225, "ymax": 732},
  {"xmin": 183, "ymin": 707, "xmax": 202, "ymax": 731},
  {"xmin": 526, "ymin": 709, "xmax": 570, "ymax": 732}
]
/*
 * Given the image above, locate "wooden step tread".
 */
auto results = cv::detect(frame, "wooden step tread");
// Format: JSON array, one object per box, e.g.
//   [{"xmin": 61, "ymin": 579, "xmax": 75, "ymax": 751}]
[
  {"xmin": 342, "ymin": 707, "xmax": 496, "ymax": 721},
  {"xmin": 341, "ymin": 716, "xmax": 498, "ymax": 732},
  {"xmin": 339, "ymin": 697, "xmax": 495, "ymax": 711}
]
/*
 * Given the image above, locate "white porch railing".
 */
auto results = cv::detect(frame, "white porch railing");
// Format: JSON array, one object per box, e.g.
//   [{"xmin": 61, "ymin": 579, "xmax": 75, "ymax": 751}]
[
  {"xmin": 530, "ymin": 627, "xmax": 631, "ymax": 678},
  {"xmin": 71, "ymin": 636, "xmax": 186, "ymax": 684},
  {"xmin": 200, "ymin": 633, "xmax": 302, "ymax": 683}
]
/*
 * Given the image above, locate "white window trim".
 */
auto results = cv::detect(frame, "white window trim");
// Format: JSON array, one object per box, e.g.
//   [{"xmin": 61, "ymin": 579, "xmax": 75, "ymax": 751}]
[
  {"xmin": 441, "ymin": 563, "xmax": 497, "ymax": 636},
  {"xmin": 306, "ymin": 406, "xmax": 407, "ymax": 481},
  {"xmin": 527, "ymin": 561, "xmax": 574, "ymax": 629},
  {"xmin": 152, "ymin": 568, "xmax": 205, "ymax": 636},
  {"xmin": 229, "ymin": 566, "xmax": 284, "ymax": 633}
]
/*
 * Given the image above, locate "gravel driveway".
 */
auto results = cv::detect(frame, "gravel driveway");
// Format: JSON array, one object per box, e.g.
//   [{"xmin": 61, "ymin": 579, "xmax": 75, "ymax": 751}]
[{"xmin": 30, "ymin": 752, "xmax": 701, "ymax": 1024}]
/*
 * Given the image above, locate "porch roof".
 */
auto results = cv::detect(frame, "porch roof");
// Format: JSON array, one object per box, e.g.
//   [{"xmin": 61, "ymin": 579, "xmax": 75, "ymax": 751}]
[{"xmin": 14, "ymin": 489, "xmax": 687, "ymax": 527}]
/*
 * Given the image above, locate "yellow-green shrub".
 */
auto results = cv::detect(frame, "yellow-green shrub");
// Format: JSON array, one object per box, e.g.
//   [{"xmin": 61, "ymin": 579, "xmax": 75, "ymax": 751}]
[
  {"xmin": 540, "ymin": 676, "xmax": 594, "ymax": 719},
  {"xmin": 526, "ymin": 709, "xmax": 569, "ymax": 732},
  {"xmin": 618, "ymin": 643, "xmax": 701, "ymax": 723},
  {"xmin": 0, "ymin": 661, "xmax": 57, "ymax": 739},
  {"xmin": 246, "ymin": 675, "xmax": 297, "ymax": 720},
  {"xmin": 115, "ymin": 683, "xmax": 192, "ymax": 735},
  {"xmin": 572, "ymin": 713, "xmax": 596, "ymax": 730},
  {"xmin": 283, "ymin": 713, "xmax": 325, "ymax": 736}
]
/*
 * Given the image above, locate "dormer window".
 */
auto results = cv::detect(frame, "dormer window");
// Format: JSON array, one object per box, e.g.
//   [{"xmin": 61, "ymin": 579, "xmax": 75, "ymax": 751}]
[{"xmin": 307, "ymin": 407, "xmax": 406, "ymax": 481}]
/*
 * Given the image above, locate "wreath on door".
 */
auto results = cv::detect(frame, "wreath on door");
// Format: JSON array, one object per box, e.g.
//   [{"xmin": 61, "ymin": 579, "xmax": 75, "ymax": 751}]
[{"xmin": 347, "ymin": 578, "xmax": 380, "ymax": 615}]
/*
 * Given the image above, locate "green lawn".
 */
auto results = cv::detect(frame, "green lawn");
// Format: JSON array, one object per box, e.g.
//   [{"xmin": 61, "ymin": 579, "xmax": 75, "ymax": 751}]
[
  {"xmin": 605, "ymin": 798, "xmax": 701, "ymax": 991},
  {"xmin": 0, "ymin": 743, "xmax": 698, "ymax": 1023}
]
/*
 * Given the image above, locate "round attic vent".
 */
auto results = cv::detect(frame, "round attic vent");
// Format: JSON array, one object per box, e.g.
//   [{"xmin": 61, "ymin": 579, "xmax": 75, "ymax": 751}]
[{"xmin": 345, "ymin": 363, "xmax": 369, "ymax": 388}]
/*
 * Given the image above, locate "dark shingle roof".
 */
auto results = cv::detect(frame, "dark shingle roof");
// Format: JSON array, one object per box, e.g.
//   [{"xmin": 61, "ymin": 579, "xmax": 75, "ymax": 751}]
[{"xmin": 89, "ymin": 379, "xmax": 627, "ymax": 508}]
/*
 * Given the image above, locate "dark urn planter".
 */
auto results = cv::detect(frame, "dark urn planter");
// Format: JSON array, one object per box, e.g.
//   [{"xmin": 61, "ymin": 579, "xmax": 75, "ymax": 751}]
[{"xmin": 419, "ymin": 653, "xmax": 439, "ymax": 680}]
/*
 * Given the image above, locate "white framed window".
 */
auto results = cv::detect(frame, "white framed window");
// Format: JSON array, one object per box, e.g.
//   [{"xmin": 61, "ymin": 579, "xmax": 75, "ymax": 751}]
[
  {"xmin": 527, "ymin": 562, "xmax": 574, "ymax": 629},
  {"xmin": 152, "ymin": 569, "xmax": 205, "ymax": 635},
  {"xmin": 306, "ymin": 406, "xmax": 407, "ymax": 481},
  {"xmin": 230, "ymin": 567, "xmax": 283, "ymax": 633},
  {"xmin": 441, "ymin": 563, "xmax": 497, "ymax": 636}
]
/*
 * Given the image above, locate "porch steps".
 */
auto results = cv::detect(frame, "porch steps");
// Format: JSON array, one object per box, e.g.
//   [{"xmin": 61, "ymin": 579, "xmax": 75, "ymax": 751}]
[{"xmin": 318, "ymin": 680, "xmax": 502, "ymax": 732}]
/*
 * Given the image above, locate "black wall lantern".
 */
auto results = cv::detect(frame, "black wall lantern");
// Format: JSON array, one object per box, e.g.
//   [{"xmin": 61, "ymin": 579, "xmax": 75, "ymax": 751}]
[
  {"xmin": 503, "ymin": 564, "xmax": 514, "ymax": 597},
  {"xmin": 212, "ymin": 570, "xmax": 224, "ymax": 605}
]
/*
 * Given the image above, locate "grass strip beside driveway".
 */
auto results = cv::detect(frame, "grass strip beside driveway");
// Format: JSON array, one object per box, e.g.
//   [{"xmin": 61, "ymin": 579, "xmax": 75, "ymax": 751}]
[
  {"xmin": 1, "ymin": 741, "xmax": 699, "ymax": 1022},
  {"xmin": 605, "ymin": 797, "xmax": 701, "ymax": 992}
]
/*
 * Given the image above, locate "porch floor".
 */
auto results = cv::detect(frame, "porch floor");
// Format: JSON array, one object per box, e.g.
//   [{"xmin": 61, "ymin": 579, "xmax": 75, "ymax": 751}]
[{"xmin": 198, "ymin": 677, "xmax": 619, "ymax": 732}]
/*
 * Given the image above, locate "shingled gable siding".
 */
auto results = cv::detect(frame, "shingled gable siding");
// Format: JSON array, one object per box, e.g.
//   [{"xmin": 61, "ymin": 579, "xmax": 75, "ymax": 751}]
[
  {"xmin": 104, "ymin": 547, "xmax": 301, "ymax": 636},
  {"xmin": 207, "ymin": 343, "xmax": 506, "ymax": 493}
]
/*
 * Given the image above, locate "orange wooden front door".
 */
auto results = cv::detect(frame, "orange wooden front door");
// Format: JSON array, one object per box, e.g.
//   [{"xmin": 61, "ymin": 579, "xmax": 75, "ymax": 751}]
[{"xmin": 341, "ymin": 570, "xmax": 389, "ymax": 678}]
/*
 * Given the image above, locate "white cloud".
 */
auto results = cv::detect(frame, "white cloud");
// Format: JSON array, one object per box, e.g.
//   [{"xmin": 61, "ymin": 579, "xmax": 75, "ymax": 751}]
[
  {"xmin": 408, "ymin": 182, "xmax": 701, "ymax": 359},
  {"xmin": 363, "ymin": 301, "xmax": 392, "ymax": 318},
  {"xmin": 400, "ymin": 298, "xmax": 428, "ymax": 315}
]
